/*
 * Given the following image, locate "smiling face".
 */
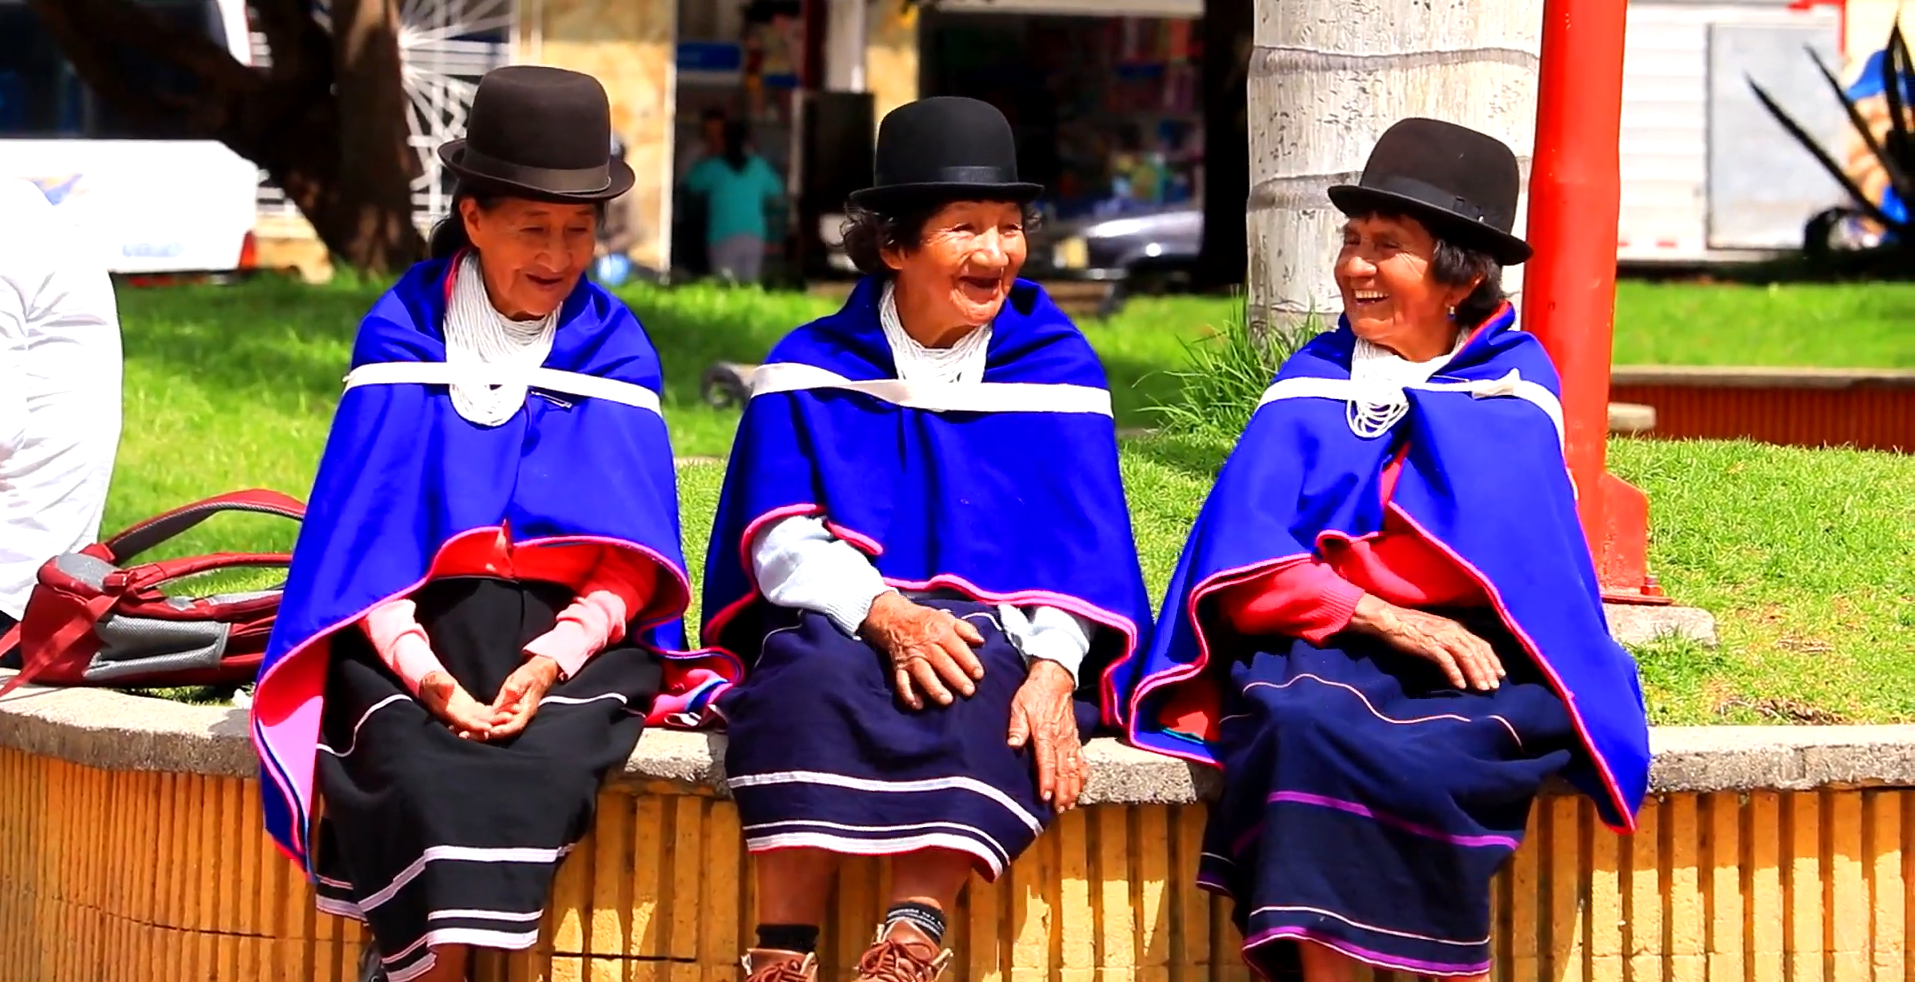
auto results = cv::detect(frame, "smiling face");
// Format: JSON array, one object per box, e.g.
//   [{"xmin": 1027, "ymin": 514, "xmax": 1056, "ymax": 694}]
[
  {"xmin": 884, "ymin": 199, "xmax": 1028, "ymax": 345},
  {"xmin": 1335, "ymin": 212, "xmax": 1482, "ymax": 361},
  {"xmin": 462, "ymin": 196, "xmax": 599, "ymax": 319}
]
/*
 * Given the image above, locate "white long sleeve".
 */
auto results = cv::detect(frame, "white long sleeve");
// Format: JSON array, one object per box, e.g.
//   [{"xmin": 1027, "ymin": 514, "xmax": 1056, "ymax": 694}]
[
  {"xmin": 996, "ymin": 603, "xmax": 1095, "ymax": 685},
  {"xmin": 748, "ymin": 513, "xmax": 1097, "ymax": 684},
  {"xmin": 0, "ymin": 180, "xmax": 123, "ymax": 620},
  {"xmin": 749, "ymin": 513, "xmax": 892, "ymax": 637}
]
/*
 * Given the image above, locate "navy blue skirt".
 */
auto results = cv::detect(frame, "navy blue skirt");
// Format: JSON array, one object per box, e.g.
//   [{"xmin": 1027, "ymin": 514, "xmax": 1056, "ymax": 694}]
[
  {"xmin": 717, "ymin": 599, "xmax": 1094, "ymax": 880},
  {"xmin": 1199, "ymin": 611, "xmax": 1575, "ymax": 978}
]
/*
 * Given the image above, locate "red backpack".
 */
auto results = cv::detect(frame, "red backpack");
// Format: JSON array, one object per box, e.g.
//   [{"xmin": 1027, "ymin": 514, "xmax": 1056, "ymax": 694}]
[{"xmin": 0, "ymin": 489, "xmax": 306, "ymax": 697}]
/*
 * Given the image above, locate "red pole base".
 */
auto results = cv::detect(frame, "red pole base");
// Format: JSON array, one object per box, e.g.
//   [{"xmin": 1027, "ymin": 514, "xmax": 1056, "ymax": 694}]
[{"xmin": 1595, "ymin": 472, "xmax": 1670, "ymax": 605}]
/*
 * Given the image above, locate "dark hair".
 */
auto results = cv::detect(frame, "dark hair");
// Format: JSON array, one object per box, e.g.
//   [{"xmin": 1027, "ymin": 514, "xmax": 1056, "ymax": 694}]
[
  {"xmin": 722, "ymin": 120, "xmax": 751, "ymax": 172},
  {"xmin": 428, "ymin": 186, "xmax": 505, "ymax": 258},
  {"xmin": 1347, "ymin": 208, "xmax": 1507, "ymax": 326},
  {"xmin": 701, "ymin": 106, "xmax": 728, "ymax": 125},
  {"xmin": 426, "ymin": 183, "xmax": 608, "ymax": 259},
  {"xmin": 839, "ymin": 197, "xmax": 1043, "ymax": 276}
]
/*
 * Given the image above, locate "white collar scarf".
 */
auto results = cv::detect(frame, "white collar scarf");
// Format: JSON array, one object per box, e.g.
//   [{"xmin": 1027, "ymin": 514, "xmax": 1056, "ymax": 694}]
[
  {"xmin": 1342, "ymin": 329, "xmax": 1469, "ymax": 439},
  {"xmin": 879, "ymin": 280, "xmax": 993, "ymax": 384},
  {"xmin": 442, "ymin": 252, "xmax": 559, "ymax": 427}
]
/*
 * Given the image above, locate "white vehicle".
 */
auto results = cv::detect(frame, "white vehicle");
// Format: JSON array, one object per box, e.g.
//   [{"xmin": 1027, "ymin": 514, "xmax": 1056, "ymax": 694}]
[
  {"xmin": 1618, "ymin": 0, "xmax": 1851, "ymax": 266},
  {"xmin": 0, "ymin": 0, "xmax": 259, "ymax": 274}
]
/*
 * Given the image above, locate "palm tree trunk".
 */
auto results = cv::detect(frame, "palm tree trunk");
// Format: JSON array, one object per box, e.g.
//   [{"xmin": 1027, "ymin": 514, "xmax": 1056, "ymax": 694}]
[{"xmin": 1245, "ymin": 0, "xmax": 1542, "ymax": 336}]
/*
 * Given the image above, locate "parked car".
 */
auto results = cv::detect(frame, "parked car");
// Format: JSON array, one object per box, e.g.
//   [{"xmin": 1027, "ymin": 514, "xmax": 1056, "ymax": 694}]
[{"xmin": 1024, "ymin": 205, "xmax": 1201, "ymax": 315}]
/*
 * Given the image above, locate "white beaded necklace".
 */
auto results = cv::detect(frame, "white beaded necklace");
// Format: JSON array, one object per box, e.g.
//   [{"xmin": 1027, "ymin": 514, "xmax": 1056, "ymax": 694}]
[
  {"xmin": 1343, "ymin": 329, "xmax": 1468, "ymax": 439},
  {"xmin": 442, "ymin": 252, "xmax": 559, "ymax": 427},
  {"xmin": 879, "ymin": 280, "xmax": 993, "ymax": 384}
]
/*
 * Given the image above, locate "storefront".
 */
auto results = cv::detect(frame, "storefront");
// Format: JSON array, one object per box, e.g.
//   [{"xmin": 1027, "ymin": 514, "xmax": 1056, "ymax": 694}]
[
  {"xmin": 670, "ymin": 0, "xmax": 804, "ymax": 278},
  {"xmin": 918, "ymin": 0, "xmax": 1204, "ymax": 222}
]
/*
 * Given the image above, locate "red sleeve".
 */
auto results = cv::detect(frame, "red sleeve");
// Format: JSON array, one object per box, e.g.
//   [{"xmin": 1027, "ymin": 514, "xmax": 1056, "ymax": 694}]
[
  {"xmin": 1216, "ymin": 558, "xmax": 1368, "ymax": 646},
  {"xmin": 522, "ymin": 548, "xmax": 660, "ymax": 679}
]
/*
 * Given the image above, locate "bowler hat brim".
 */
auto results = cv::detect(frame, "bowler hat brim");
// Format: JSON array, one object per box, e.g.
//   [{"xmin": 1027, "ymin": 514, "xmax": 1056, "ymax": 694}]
[
  {"xmin": 1327, "ymin": 184, "xmax": 1533, "ymax": 266},
  {"xmin": 438, "ymin": 140, "xmax": 636, "ymax": 203},
  {"xmin": 848, "ymin": 180, "xmax": 1044, "ymax": 212}
]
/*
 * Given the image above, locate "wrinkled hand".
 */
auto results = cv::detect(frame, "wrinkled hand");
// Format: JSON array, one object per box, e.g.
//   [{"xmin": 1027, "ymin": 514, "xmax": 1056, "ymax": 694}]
[
  {"xmin": 486, "ymin": 656, "xmax": 563, "ymax": 739},
  {"xmin": 861, "ymin": 592, "xmax": 986, "ymax": 710},
  {"xmin": 418, "ymin": 671, "xmax": 496, "ymax": 740},
  {"xmin": 1007, "ymin": 660, "xmax": 1085, "ymax": 811},
  {"xmin": 1350, "ymin": 595, "xmax": 1504, "ymax": 691}
]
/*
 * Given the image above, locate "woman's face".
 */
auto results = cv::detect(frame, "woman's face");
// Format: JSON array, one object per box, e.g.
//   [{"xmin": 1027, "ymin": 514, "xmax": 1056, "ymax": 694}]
[
  {"xmin": 885, "ymin": 199, "xmax": 1028, "ymax": 332},
  {"xmin": 462, "ymin": 197, "xmax": 599, "ymax": 319},
  {"xmin": 1334, "ymin": 213, "xmax": 1479, "ymax": 360}
]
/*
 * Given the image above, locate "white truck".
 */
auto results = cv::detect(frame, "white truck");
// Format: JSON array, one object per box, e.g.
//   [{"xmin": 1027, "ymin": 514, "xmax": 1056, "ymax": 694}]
[
  {"xmin": 1618, "ymin": 0, "xmax": 1853, "ymax": 266},
  {"xmin": 0, "ymin": 0, "xmax": 260, "ymax": 275}
]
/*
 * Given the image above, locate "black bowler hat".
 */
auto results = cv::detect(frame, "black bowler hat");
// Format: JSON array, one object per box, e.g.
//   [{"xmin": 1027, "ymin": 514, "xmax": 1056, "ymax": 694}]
[
  {"xmin": 437, "ymin": 65, "xmax": 634, "ymax": 203},
  {"xmin": 1327, "ymin": 118, "xmax": 1532, "ymax": 266},
  {"xmin": 849, "ymin": 97, "xmax": 1042, "ymax": 210}
]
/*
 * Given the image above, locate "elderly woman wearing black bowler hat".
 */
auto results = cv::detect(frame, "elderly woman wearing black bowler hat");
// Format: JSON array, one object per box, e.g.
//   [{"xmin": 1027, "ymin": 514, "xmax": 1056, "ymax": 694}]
[
  {"xmin": 699, "ymin": 96, "xmax": 1152, "ymax": 982},
  {"xmin": 250, "ymin": 66, "xmax": 737, "ymax": 982},
  {"xmin": 1113, "ymin": 118, "xmax": 1652, "ymax": 982}
]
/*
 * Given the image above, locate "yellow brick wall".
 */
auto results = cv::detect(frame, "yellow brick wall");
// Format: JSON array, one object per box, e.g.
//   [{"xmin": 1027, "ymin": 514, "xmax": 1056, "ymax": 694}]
[{"xmin": 0, "ymin": 748, "xmax": 1908, "ymax": 982}]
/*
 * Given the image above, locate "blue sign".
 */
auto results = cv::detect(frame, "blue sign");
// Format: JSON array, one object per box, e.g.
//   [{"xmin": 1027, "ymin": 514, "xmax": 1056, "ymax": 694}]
[{"xmin": 677, "ymin": 41, "xmax": 744, "ymax": 74}]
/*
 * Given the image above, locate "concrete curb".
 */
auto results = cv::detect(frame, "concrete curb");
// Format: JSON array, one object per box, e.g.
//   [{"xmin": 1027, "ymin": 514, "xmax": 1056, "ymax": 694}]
[{"xmin": 4, "ymin": 672, "xmax": 1913, "ymax": 803}]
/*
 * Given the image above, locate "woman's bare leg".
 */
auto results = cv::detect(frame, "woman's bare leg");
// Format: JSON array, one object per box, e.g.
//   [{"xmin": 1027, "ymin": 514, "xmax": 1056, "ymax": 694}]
[
  {"xmin": 415, "ymin": 944, "xmax": 469, "ymax": 982},
  {"xmin": 1296, "ymin": 941, "xmax": 1360, "ymax": 982},
  {"xmin": 886, "ymin": 848, "xmax": 975, "ymax": 916},
  {"xmin": 755, "ymin": 847, "xmax": 841, "ymax": 928}
]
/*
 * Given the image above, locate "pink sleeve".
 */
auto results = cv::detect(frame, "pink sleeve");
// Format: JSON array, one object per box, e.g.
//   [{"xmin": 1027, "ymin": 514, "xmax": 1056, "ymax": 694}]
[
  {"xmin": 522, "ymin": 550, "xmax": 659, "ymax": 680},
  {"xmin": 361, "ymin": 598, "xmax": 448, "ymax": 696},
  {"xmin": 1216, "ymin": 557, "xmax": 1368, "ymax": 646}
]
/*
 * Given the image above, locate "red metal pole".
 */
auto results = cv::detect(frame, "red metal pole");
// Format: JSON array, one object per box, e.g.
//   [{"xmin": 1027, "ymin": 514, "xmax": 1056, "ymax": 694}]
[{"xmin": 1523, "ymin": 0, "xmax": 1665, "ymax": 602}]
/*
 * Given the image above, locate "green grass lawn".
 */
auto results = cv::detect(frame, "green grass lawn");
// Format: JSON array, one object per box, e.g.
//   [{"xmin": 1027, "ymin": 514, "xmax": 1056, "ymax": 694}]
[{"xmin": 108, "ymin": 277, "xmax": 1915, "ymax": 722}]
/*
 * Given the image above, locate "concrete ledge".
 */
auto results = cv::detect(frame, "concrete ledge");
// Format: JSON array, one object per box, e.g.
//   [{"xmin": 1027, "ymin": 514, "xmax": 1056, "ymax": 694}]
[
  {"xmin": 5, "ymin": 671, "xmax": 1914, "ymax": 800},
  {"xmin": 1610, "ymin": 365, "xmax": 1915, "ymax": 390},
  {"xmin": 1606, "ymin": 401, "xmax": 1656, "ymax": 434},
  {"xmin": 1604, "ymin": 602, "xmax": 1719, "ymax": 647}
]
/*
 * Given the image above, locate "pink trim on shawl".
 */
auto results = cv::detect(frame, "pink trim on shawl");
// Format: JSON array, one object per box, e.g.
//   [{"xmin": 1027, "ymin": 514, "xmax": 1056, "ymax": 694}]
[
  {"xmin": 1117, "ymin": 552, "xmax": 1315, "ymax": 762},
  {"xmin": 699, "ymin": 503, "xmax": 829, "ymax": 647},
  {"xmin": 249, "ymin": 526, "xmax": 726, "ymax": 868},
  {"xmin": 1380, "ymin": 503, "xmax": 1636, "ymax": 833},
  {"xmin": 703, "ymin": 510, "xmax": 1141, "ymax": 713}
]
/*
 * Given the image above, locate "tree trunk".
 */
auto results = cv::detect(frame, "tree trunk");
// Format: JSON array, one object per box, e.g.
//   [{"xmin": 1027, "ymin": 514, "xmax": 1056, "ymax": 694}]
[
  {"xmin": 24, "ymin": 0, "xmax": 425, "ymax": 273},
  {"xmin": 1245, "ymin": 0, "xmax": 1542, "ymax": 335},
  {"xmin": 1194, "ymin": 0, "xmax": 1252, "ymax": 292},
  {"xmin": 326, "ymin": 0, "xmax": 427, "ymax": 272}
]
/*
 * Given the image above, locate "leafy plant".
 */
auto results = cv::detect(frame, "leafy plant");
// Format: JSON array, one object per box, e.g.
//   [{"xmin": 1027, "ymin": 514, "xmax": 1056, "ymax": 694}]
[
  {"xmin": 1147, "ymin": 294, "xmax": 1319, "ymax": 443},
  {"xmin": 1748, "ymin": 20, "xmax": 1915, "ymax": 246}
]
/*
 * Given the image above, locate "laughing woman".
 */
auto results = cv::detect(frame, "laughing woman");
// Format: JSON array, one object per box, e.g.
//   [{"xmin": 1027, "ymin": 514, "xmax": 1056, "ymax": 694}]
[
  {"xmin": 249, "ymin": 67, "xmax": 736, "ymax": 982},
  {"xmin": 1114, "ymin": 119, "xmax": 1651, "ymax": 982},
  {"xmin": 702, "ymin": 97, "xmax": 1152, "ymax": 982}
]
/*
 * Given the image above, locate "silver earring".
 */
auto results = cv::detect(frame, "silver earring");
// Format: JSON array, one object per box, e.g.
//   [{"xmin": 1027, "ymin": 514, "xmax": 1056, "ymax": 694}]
[{"xmin": 1447, "ymin": 305, "xmax": 1457, "ymax": 318}]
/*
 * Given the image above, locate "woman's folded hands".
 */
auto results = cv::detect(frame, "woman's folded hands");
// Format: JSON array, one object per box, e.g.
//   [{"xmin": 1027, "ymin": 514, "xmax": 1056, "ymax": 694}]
[{"xmin": 417, "ymin": 653, "xmax": 565, "ymax": 741}]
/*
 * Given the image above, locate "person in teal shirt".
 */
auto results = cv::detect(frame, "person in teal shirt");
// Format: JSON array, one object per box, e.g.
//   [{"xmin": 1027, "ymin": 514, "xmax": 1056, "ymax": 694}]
[{"xmin": 683, "ymin": 121, "xmax": 784, "ymax": 284}]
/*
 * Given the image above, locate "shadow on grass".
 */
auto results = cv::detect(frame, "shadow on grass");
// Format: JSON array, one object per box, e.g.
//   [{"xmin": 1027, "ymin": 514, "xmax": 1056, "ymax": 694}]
[
  {"xmin": 1622, "ymin": 244, "xmax": 1915, "ymax": 285},
  {"xmin": 117, "ymin": 280, "xmax": 369, "ymax": 409}
]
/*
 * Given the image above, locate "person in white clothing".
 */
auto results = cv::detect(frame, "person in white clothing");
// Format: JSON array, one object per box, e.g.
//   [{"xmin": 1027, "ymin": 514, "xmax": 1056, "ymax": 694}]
[{"xmin": 0, "ymin": 177, "xmax": 124, "ymax": 662}]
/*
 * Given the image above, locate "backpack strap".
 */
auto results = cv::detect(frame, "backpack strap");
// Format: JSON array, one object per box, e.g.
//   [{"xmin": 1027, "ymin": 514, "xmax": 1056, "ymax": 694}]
[
  {"xmin": 105, "ymin": 490, "xmax": 306, "ymax": 563},
  {"xmin": 118, "ymin": 553, "xmax": 294, "ymax": 593},
  {"xmin": 0, "ymin": 590, "xmax": 118, "ymax": 698}
]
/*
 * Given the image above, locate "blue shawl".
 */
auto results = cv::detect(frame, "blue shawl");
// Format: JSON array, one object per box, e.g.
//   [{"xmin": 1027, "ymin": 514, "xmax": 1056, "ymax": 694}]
[
  {"xmin": 250, "ymin": 256, "xmax": 738, "ymax": 869},
  {"xmin": 701, "ymin": 276, "xmax": 1152, "ymax": 714},
  {"xmin": 1113, "ymin": 306, "xmax": 1651, "ymax": 831}
]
